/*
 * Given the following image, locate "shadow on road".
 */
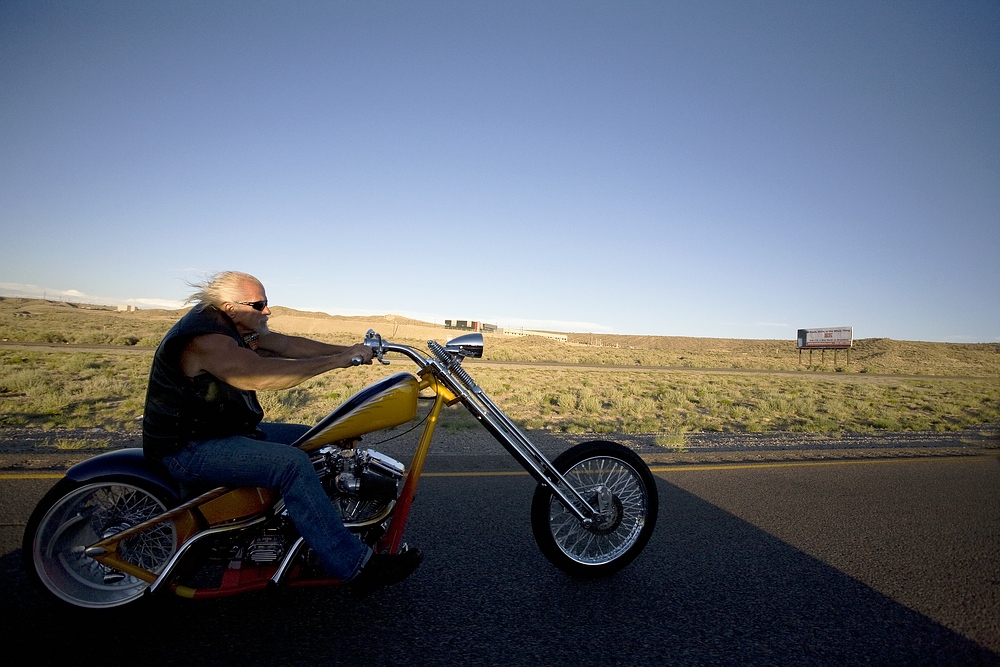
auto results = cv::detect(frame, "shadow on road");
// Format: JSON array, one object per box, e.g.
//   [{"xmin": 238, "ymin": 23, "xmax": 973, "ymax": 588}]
[{"xmin": 4, "ymin": 475, "xmax": 996, "ymax": 666}]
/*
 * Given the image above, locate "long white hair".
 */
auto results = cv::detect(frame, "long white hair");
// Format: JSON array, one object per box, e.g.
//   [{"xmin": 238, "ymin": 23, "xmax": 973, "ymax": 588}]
[{"xmin": 186, "ymin": 271, "xmax": 263, "ymax": 308}]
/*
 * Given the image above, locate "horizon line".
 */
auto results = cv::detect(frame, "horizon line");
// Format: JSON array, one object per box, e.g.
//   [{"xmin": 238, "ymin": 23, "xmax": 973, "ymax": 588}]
[{"xmin": 1, "ymin": 284, "xmax": 996, "ymax": 345}]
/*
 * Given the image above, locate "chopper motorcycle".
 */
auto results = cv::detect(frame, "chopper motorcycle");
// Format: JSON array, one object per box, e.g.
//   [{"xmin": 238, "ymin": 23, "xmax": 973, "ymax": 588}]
[{"xmin": 23, "ymin": 330, "xmax": 659, "ymax": 609}]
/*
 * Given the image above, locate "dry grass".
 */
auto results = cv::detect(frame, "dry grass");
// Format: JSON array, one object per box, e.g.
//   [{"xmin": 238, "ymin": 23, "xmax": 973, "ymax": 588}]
[
  {"xmin": 0, "ymin": 350, "xmax": 149, "ymax": 429},
  {"xmin": 490, "ymin": 333, "xmax": 1000, "ymax": 377},
  {"xmin": 51, "ymin": 438, "xmax": 112, "ymax": 450},
  {"xmin": 3, "ymin": 296, "xmax": 998, "ymax": 376},
  {"xmin": 468, "ymin": 367, "xmax": 999, "ymax": 435},
  {"xmin": 1, "ymin": 297, "xmax": 997, "ymax": 437},
  {"xmin": 0, "ymin": 298, "xmax": 179, "ymax": 347},
  {"xmin": 1, "ymin": 348, "xmax": 997, "ymax": 437}
]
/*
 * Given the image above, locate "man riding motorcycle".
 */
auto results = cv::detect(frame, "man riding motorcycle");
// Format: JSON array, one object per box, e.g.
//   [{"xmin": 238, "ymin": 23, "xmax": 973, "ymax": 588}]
[{"xmin": 142, "ymin": 271, "xmax": 421, "ymax": 594}]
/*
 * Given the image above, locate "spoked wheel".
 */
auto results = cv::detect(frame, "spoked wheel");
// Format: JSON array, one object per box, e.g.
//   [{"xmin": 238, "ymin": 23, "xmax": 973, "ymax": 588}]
[
  {"xmin": 531, "ymin": 441, "xmax": 658, "ymax": 577},
  {"xmin": 23, "ymin": 479, "xmax": 177, "ymax": 609}
]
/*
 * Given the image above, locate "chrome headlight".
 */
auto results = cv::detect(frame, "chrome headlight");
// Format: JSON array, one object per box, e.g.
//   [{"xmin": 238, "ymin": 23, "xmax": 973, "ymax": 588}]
[{"xmin": 445, "ymin": 333, "xmax": 484, "ymax": 359}]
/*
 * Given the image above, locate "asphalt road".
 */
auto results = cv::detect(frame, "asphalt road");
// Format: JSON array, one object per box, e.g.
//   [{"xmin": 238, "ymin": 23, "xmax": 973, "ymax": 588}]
[{"xmin": 1, "ymin": 455, "xmax": 997, "ymax": 666}]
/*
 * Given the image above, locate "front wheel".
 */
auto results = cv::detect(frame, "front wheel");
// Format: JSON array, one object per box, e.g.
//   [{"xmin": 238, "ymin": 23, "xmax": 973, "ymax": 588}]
[
  {"xmin": 22, "ymin": 478, "xmax": 178, "ymax": 609},
  {"xmin": 531, "ymin": 441, "xmax": 658, "ymax": 577}
]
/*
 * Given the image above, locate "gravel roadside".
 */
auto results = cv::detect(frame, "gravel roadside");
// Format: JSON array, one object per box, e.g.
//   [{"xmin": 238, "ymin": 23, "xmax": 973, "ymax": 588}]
[{"xmin": 0, "ymin": 425, "xmax": 996, "ymax": 472}]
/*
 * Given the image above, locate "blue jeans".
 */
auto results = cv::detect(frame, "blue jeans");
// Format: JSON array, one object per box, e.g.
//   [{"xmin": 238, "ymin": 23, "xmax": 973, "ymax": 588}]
[{"xmin": 161, "ymin": 423, "xmax": 371, "ymax": 580}]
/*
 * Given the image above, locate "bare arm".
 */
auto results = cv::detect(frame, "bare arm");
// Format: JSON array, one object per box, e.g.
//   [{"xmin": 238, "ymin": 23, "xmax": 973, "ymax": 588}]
[
  {"xmin": 179, "ymin": 334, "xmax": 373, "ymax": 391},
  {"xmin": 256, "ymin": 331, "xmax": 357, "ymax": 359}
]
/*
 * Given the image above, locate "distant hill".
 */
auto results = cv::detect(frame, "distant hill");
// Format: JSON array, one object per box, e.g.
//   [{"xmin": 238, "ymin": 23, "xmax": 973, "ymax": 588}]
[
  {"xmin": 0, "ymin": 297, "xmax": 444, "ymax": 347},
  {"xmin": 2, "ymin": 296, "xmax": 997, "ymax": 376},
  {"xmin": 267, "ymin": 306, "xmax": 438, "ymax": 327}
]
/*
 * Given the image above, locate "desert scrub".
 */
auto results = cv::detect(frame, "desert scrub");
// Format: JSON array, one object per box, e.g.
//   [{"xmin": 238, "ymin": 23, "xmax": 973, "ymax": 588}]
[
  {"xmin": 0, "ymin": 298, "xmax": 177, "ymax": 346},
  {"xmin": 464, "ymin": 368, "xmax": 1000, "ymax": 435},
  {"xmin": 1, "ymin": 347, "xmax": 997, "ymax": 436},
  {"xmin": 50, "ymin": 437, "xmax": 112, "ymax": 450},
  {"xmin": 256, "ymin": 363, "xmax": 410, "ymax": 425},
  {"xmin": 4, "ymin": 297, "xmax": 1000, "ymax": 376},
  {"xmin": 0, "ymin": 350, "xmax": 149, "ymax": 428}
]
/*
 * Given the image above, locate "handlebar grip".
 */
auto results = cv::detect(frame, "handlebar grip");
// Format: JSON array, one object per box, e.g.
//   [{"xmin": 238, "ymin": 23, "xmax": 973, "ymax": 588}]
[{"xmin": 350, "ymin": 355, "xmax": 364, "ymax": 366}]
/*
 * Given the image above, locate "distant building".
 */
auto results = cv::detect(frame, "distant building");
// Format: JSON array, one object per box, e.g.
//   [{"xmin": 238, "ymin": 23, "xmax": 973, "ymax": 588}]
[
  {"xmin": 444, "ymin": 319, "xmax": 497, "ymax": 333},
  {"xmin": 498, "ymin": 328, "xmax": 568, "ymax": 342},
  {"xmin": 445, "ymin": 318, "xmax": 566, "ymax": 342},
  {"xmin": 117, "ymin": 304, "xmax": 138, "ymax": 312}
]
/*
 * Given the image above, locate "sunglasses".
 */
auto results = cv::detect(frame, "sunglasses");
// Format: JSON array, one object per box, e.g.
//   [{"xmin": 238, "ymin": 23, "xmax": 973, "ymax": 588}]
[{"xmin": 236, "ymin": 300, "xmax": 268, "ymax": 312}]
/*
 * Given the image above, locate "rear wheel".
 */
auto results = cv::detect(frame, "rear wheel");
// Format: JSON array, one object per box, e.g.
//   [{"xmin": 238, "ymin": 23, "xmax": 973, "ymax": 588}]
[
  {"xmin": 531, "ymin": 441, "xmax": 657, "ymax": 577},
  {"xmin": 22, "ymin": 478, "xmax": 177, "ymax": 609}
]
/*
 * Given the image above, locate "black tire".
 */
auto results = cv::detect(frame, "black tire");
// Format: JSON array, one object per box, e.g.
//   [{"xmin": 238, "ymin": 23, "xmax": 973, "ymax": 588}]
[
  {"xmin": 22, "ymin": 477, "xmax": 178, "ymax": 609},
  {"xmin": 531, "ymin": 441, "xmax": 658, "ymax": 577}
]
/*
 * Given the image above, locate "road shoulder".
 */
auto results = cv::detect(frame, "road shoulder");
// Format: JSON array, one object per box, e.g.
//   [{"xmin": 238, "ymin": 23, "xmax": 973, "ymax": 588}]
[{"xmin": 0, "ymin": 425, "xmax": 995, "ymax": 472}]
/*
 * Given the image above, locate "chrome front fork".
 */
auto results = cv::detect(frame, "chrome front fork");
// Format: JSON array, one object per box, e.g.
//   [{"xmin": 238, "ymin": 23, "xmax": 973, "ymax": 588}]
[
  {"xmin": 428, "ymin": 360, "xmax": 598, "ymax": 526},
  {"xmin": 365, "ymin": 334, "xmax": 600, "ymax": 526}
]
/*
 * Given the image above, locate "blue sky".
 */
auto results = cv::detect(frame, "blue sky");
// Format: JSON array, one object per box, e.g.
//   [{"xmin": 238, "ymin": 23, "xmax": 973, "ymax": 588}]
[{"xmin": 2, "ymin": 1, "xmax": 997, "ymax": 342}]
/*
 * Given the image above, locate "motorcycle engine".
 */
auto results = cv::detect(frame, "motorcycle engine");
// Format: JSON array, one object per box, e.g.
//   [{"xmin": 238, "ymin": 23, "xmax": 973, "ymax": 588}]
[
  {"xmin": 315, "ymin": 447, "xmax": 405, "ymax": 525},
  {"xmin": 246, "ymin": 531, "xmax": 286, "ymax": 565}
]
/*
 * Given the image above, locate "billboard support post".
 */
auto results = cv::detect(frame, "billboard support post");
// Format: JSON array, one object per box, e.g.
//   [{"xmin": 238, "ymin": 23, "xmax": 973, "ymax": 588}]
[{"xmin": 797, "ymin": 327, "xmax": 853, "ymax": 367}]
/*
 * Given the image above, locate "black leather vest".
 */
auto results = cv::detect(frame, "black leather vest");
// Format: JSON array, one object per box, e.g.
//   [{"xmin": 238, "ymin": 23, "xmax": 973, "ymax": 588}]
[{"xmin": 142, "ymin": 304, "xmax": 264, "ymax": 459}]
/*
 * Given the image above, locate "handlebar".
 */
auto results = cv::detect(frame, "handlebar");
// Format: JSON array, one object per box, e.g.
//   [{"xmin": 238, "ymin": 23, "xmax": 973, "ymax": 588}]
[{"xmin": 361, "ymin": 329, "xmax": 429, "ymax": 368}]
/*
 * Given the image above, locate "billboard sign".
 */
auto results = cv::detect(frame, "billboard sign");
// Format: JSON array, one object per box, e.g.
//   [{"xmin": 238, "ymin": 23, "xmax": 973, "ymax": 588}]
[{"xmin": 797, "ymin": 327, "xmax": 853, "ymax": 349}]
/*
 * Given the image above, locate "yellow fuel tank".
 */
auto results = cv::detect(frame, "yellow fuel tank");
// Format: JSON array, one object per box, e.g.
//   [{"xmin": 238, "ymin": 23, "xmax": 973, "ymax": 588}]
[{"xmin": 296, "ymin": 372, "xmax": 419, "ymax": 451}]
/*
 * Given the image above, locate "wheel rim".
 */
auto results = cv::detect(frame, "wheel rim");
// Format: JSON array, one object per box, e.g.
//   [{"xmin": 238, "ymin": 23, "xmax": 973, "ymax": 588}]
[
  {"xmin": 548, "ymin": 456, "xmax": 648, "ymax": 566},
  {"xmin": 32, "ymin": 482, "xmax": 176, "ymax": 608}
]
